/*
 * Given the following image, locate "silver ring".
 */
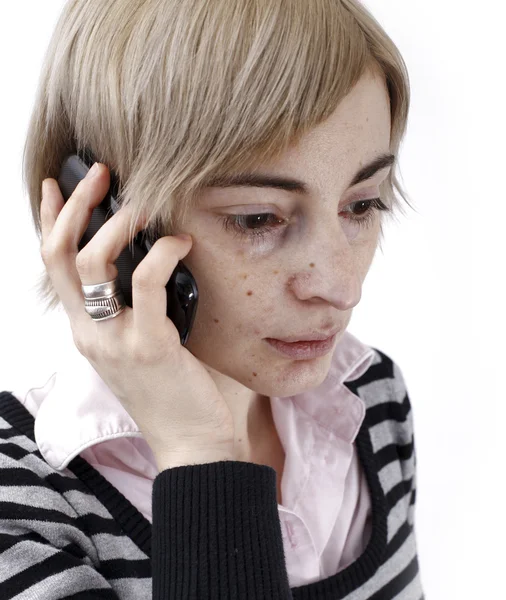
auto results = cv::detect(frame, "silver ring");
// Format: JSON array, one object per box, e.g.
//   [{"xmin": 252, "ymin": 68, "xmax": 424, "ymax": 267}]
[{"xmin": 82, "ymin": 277, "xmax": 127, "ymax": 321}]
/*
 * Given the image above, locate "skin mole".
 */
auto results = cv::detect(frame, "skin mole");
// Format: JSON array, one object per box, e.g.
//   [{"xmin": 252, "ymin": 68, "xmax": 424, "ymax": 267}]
[{"xmin": 165, "ymin": 69, "xmax": 390, "ymax": 474}]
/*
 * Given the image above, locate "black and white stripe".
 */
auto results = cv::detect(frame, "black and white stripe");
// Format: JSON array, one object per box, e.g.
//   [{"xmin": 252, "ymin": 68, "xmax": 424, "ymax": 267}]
[{"xmin": 0, "ymin": 347, "xmax": 424, "ymax": 599}]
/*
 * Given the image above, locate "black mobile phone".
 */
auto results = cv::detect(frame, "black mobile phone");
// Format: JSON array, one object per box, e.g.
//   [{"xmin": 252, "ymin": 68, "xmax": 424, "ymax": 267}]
[{"xmin": 57, "ymin": 149, "xmax": 198, "ymax": 346}]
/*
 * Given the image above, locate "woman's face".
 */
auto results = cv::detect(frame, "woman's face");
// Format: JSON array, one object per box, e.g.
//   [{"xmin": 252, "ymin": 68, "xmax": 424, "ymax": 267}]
[{"xmin": 180, "ymin": 69, "xmax": 392, "ymax": 399}]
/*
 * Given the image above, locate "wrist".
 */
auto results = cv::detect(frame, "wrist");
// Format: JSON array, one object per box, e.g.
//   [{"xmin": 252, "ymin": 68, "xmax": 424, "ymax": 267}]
[{"xmin": 155, "ymin": 447, "xmax": 236, "ymax": 472}]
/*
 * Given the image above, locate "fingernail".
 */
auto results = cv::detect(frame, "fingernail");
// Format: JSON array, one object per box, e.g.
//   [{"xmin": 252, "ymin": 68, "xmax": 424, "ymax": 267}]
[
  {"xmin": 176, "ymin": 233, "xmax": 192, "ymax": 242},
  {"xmin": 86, "ymin": 162, "xmax": 100, "ymax": 179}
]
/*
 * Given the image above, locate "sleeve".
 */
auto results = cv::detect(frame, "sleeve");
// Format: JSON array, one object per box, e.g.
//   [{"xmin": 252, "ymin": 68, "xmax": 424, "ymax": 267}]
[
  {"xmin": 0, "ymin": 460, "xmax": 292, "ymax": 600},
  {"xmin": 0, "ymin": 463, "xmax": 120, "ymax": 599},
  {"xmin": 390, "ymin": 355, "xmax": 425, "ymax": 595},
  {"xmin": 391, "ymin": 358, "xmax": 419, "ymax": 528},
  {"xmin": 406, "ymin": 400, "xmax": 418, "ymax": 529},
  {"xmin": 151, "ymin": 460, "xmax": 293, "ymax": 599}
]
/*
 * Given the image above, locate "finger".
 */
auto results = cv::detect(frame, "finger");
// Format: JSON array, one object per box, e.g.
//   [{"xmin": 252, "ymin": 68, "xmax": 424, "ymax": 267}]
[
  {"xmin": 73, "ymin": 206, "xmax": 155, "ymax": 342},
  {"xmin": 74, "ymin": 184, "xmax": 192, "ymax": 341},
  {"xmin": 44, "ymin": 164, "xmax": 111, "ymax": 252},
  {"xmin": 73, "ymin": 199, "xmax": 150, "ymax": 333},
  {"xmin": 75, "ymin": 198, "xmax": 149, "ymax": 287},
  {"xmin": 40, "ymin": 179, "xmax": 65, "ymax": 244},
  {"xmin": 40, "ymin": 165, "xmax": 113, "ymax": 327},
  {"xmin": 131, "ymin": 234, "xmax": 192, "ymax": 338}
]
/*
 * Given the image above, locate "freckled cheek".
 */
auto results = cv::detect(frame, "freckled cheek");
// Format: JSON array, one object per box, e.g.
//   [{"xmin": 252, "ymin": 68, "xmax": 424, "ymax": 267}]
[
  {"xmin": 235, "ymin": 282, "xmax": 261, "ymax": 335},
  {"xmin": 213, "ymin": 260, "xmax": 319, "ymax": 339},
  {"xmin": 237, "ymin": 267, "xmax": 285, "ymax": 337}
]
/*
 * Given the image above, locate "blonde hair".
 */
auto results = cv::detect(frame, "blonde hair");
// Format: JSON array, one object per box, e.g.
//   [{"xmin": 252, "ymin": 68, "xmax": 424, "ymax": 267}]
[{"xmin": 23, "ymin": 0, "xmax": 415, "ymax": 314}]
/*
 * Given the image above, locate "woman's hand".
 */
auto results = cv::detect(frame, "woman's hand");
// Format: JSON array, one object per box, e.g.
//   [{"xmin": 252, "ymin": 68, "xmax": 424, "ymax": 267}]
[{"xmin": 39, "ymin": 162, "xmax": 236, "ymax": 471}]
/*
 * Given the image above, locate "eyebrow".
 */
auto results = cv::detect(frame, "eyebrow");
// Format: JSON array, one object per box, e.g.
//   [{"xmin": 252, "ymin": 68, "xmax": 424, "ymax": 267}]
[{"xmin": 205, "ymin": 152, "xmax": 396, "ymax": 194}]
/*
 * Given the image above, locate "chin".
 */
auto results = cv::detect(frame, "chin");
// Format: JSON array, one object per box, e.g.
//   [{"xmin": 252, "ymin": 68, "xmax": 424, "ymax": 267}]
[{"xmin": 254, "ymin": 354, "xmax": 334, "ymax": 398}]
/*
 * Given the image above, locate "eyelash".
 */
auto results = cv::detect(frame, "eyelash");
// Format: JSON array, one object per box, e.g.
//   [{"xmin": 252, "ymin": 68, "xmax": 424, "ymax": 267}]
[{"xmin": 217, "ymin": 198, "xmax": 390, "ymax": 242}]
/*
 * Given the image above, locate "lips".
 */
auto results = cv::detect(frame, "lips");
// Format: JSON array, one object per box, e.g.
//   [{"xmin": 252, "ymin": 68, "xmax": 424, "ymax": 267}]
[
  {"xmin": 265, "ymin": 333, "xmax": 338, "ymax": 359},
  {"xmin": 268, "ymin": 328, "xmax": 341, "ymax": 343}
]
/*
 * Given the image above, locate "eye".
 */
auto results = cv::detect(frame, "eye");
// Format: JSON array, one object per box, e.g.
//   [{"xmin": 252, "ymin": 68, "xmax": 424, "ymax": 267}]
[
  {"xmin": 218, "ymin": 212, "xmax": 287, "ymax": 241},
  {"xmin": 217, "ymin": 197, "xmax": 390, "ymax": 243},
  {"xmin": 343, "ymin": 198, "xmax": 388, "ymax": 228}
]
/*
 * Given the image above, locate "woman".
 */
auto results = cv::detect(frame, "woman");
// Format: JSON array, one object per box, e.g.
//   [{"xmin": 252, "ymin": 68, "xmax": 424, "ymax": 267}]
[{"xmin": 0, "ymin": 0, "xmax": 423, "ymax": 598}]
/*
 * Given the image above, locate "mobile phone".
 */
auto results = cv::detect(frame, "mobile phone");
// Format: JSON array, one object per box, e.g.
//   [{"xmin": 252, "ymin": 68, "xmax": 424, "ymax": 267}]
[{"xmin": 57, "ymin": 149, "xmax": 198, "ymax": 346}]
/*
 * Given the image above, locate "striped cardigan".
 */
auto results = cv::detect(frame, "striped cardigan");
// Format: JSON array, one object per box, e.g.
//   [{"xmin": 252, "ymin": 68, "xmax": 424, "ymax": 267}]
[{"xmin": 0, "ymin": 348, "xmax": 424, "ymax": 599}]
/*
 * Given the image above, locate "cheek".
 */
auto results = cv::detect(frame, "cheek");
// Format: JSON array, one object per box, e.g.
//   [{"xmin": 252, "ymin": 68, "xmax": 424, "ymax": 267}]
[
  {"xmin": 186, "ymin": 245, "xmax": 284, "ymax": 334},
  {"xmin": 215, "ymin": 274, "xmax": 280, "ymax": 338},
  {"xmin": 353, "ymin": 234, "xmax": 380, "ymax": 279},
  {"xmin": 193, "ymin": 268, "xmax": 267, "ymax": 323}
]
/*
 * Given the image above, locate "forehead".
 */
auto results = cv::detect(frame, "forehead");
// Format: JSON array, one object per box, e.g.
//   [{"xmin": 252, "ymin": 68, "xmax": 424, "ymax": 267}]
[
  {"xmin": 276, "ymin": 70, "xmax": 391, "ymax": 172},
  {"xmin": 197, "ymin": 70, "xmax": 391, "ymax": 205}
]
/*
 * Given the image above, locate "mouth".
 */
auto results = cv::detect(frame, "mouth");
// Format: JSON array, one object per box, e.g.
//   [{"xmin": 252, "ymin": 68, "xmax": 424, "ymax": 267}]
[
  {"xmin": 264, "ymin": 332, "xmax": 338, "ymax": 360},
  {"xmin": 267, "ymin": 328, "xmax": 341, "ymax": 343}
]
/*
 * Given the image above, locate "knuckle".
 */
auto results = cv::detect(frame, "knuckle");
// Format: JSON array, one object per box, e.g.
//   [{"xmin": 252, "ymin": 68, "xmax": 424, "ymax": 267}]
[
  {"xmin": 158, "ymin": 236, "xmax": 180, "ymax": 259},
  {"xmin": 130, "ymin": 331, "xmax": 168, "ymax": 364},
  {"xmin": 132, "ymin": 268, "xmax": 156, "ymax": 291},
  {"xmin": 40, "ymin": 241, "xmax": 62, "ymax": 265},
  {"xmin": 133, "ymin": 344, "xmax": 163, "ymax": 366},
  {"xmin": 98, "ymin": 341, "xmax": 122, "ymax": 364},
  {"xmin": 75, "ymin": 249, "xmax": 102, "ymax": 277},
  {"xmin": 74, "ymin": 330, "xmax": 120, "ymax": 364},
  {"xmin": 132, "ymin": 346, "xmax": 155, "ymax": 365},
  {"xmin": 72, "ymin": 331, "xmax": 93, "ymax": 358}
]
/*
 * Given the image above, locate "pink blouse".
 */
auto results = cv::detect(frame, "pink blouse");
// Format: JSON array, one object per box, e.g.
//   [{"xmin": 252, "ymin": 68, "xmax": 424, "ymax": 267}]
[{"xmin": 11, "ymin": 329, "xmax": 375, "ymax": 588}]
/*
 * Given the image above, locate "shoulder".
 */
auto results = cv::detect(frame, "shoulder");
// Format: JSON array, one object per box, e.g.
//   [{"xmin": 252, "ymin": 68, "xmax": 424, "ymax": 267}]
[
  {"xmin": 344, "ymin": 346, "xmax": 415, "ymax": 445},
  {"xmin": 0, "ymin": 397, "xmax": 86, "ymax": 524},
  {"xmin": 346, "ymin": 346, "xmax": 412, "ymax": 409},
  {"xmin": 0, "ymin": 402, "xmax": 104, "ymax": 562},
  {"xmin": 350, "ymin": 349, "xmax": 419, "ymax": 527},
  {"xmin": 0, "ymin": 406, "xmax": 71, "ymax": 491}
]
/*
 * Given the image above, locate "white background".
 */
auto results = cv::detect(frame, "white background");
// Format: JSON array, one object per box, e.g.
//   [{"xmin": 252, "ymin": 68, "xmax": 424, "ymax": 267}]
[{"xmin": 0, "ymin": 2, "xmax": 504, "ymax": 598}]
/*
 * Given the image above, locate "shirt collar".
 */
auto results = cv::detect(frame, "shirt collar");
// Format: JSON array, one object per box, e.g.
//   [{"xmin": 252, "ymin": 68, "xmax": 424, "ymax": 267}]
[{"xmin": 33, "ymin": 330, "xmax": 375, "ymax": 471}]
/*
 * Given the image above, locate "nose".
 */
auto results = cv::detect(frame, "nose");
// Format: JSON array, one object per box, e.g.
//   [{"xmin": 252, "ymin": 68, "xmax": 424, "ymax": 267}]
[{"xmin": 286, "ymin": 235, "xmax": 362, "ymax": 311}]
